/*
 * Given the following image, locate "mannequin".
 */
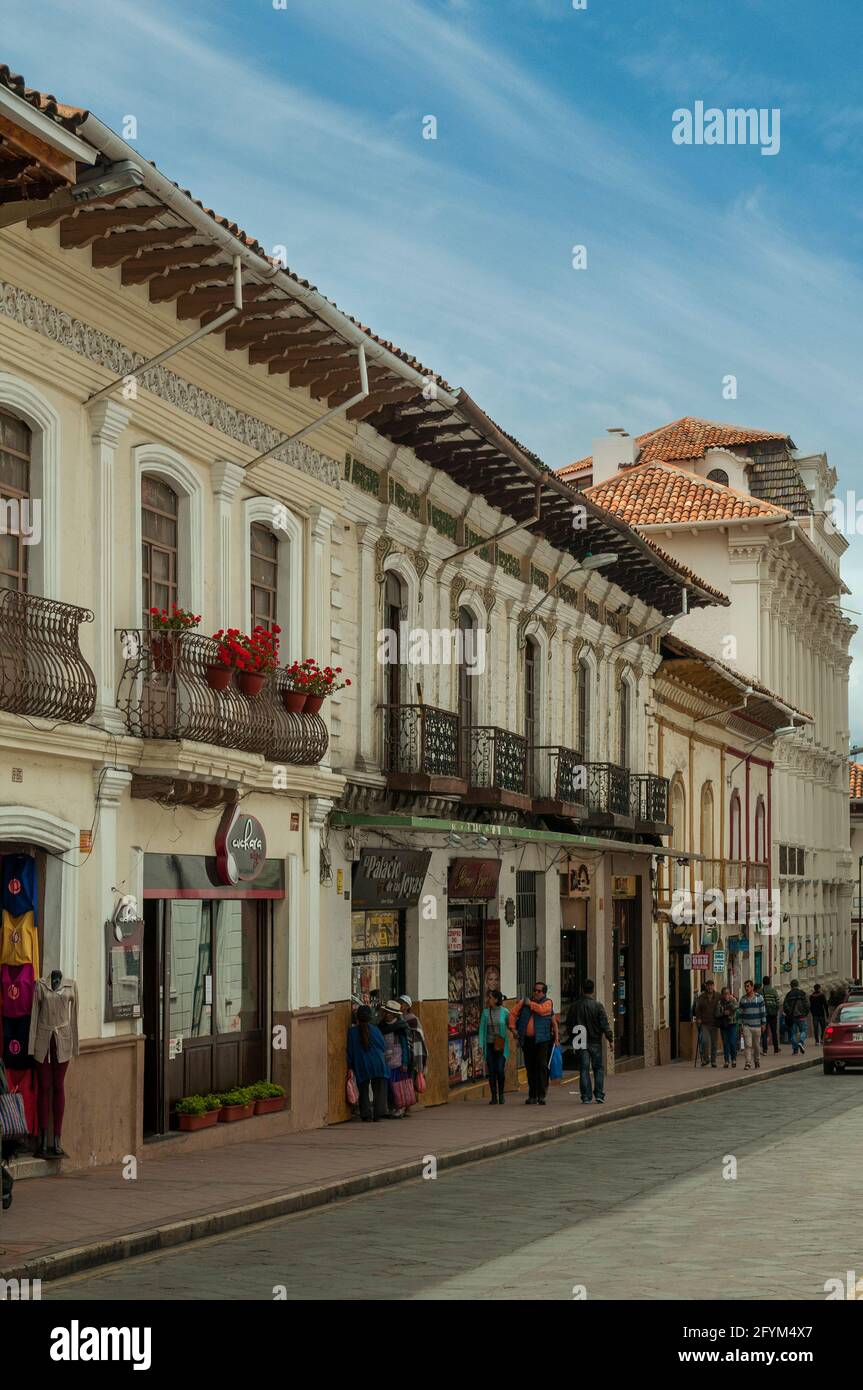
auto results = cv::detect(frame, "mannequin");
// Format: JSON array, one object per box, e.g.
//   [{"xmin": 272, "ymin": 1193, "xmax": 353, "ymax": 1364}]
[{"xmin": 28, "ymin": 972, "xmax": 78, "ymax": 1159}]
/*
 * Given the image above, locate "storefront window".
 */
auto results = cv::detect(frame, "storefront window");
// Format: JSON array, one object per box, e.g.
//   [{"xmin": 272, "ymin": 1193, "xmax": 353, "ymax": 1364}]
[
  {"xmin": 169, "ymin": 901, "xmax": 212, "ymax": 1039},
  {"xmin": 447, "ymin": 904, "xmax": 484, "ymax": 1083},
  {"xmin": 351, "ymin": 910, "xmax": 403, "ymax": 1009},
  {"xmin": 214, "ymin": 900, "xmax": 260, "ymax": 1034}
]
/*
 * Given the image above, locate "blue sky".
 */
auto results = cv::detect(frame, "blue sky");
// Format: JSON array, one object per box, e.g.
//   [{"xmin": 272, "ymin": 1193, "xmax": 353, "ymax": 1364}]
[{"xmin": 4, "ymin": 0, "xmax": 863, "ymax": 733}]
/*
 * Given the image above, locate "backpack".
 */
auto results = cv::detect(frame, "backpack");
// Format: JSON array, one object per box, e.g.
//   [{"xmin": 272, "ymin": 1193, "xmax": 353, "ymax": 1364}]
[{"xmin": 788, "ymin": 992, "xmax": 808, "ymax": 1020}]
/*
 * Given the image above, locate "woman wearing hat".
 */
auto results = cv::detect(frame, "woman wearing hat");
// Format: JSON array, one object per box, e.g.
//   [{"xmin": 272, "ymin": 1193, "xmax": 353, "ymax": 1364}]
[
  {"xmin": 378, "ymin": 1000, "xmax": 414, "ymax": 1117},
  {"xmin": 398, "ymin": 994, "xmax": 428, "ymax": 1100},
  {"xmin": 346, "ymin": 1006, "xmax": 389, "ymax": 1122}
]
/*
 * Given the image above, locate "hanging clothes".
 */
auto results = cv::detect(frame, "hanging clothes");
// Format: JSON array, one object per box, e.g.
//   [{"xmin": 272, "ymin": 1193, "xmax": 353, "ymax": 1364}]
[
  {"xmin": 0, "ymin": 912, "xmax": 40, "ymax": 975},
  {"xmin": 1, "ymin": 854, "xmax": 38, "ymax": 920},
  {"xmin": 2, "ymin": 1013, "xmax": 32, "ymax": 1069},
  {"xmin": 1, "ymin": 963, "xmax": 35, "ymax": 1017}
]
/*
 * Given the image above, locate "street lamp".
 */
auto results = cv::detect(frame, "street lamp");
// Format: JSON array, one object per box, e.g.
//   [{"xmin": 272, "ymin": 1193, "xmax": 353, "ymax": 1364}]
[
  {"xmin": 518, "ymin": 552, "xmax": 618, "ymax": 645},
  {"xmin": 724, "ymin": 725, "xmax": 798, "ymax": 784}
]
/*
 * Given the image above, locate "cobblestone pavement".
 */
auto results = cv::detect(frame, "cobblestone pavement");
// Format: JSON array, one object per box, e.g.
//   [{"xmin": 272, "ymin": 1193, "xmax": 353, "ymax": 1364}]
[{"xmin": 47, "ymin": 1069, "xmax": 863, "ymax": 1301}]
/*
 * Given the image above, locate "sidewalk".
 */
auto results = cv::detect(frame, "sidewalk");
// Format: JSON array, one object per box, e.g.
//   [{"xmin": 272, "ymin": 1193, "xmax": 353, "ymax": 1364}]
[{"xmin": 0, "ymin": 1045, "xmax": 819, "ymax": 1282}]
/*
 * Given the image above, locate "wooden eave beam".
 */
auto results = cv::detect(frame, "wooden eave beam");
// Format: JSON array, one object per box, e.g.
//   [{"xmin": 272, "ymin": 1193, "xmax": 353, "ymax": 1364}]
[
  {"xmin": 0, "ymin": 114, "xmax": 75, "ymax": 184},
  {"xmin": 177, "ymin": 282, "xmax": 273, "ymax": 319},
  {"xmin": 225, "ymin": 312, "xmax": 313, "ymax": 348},
  {"xmin": 91, "ymin": 225, "xmax": 194, "ymax": 267},
  {"xmin": 122, "ymin": 244, "xmax": 217, "ymax": 285},
  {"xmin": 148, "ymin": 265, "xmax": 234, "ymax": 301},
  {"xmin": 54, "ymin": 203, "xmax": 165, "ymax": 244}
]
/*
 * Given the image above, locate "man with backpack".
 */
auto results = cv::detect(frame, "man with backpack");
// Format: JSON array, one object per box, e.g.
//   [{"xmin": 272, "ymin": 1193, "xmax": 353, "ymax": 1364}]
[
  {"xmin": 782, "ymin": 979, "xmax": 810, "ymax": 1056},
  {"xmin": 566, "ymin": 979, "xmax": 614, "ymax": 1104},
  {"xmin": 760, "ymin": 975, "xmax": 781, "ymax": 1055}
]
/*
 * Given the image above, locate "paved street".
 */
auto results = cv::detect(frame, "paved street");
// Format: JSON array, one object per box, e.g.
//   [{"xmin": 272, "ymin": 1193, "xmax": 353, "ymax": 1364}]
[{"xmin": 47, "ymin": 1069, "xmax": 863, "ymax": 1301}]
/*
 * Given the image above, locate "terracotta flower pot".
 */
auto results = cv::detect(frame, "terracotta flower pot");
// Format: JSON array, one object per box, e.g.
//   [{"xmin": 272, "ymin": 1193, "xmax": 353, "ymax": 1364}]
[
  {"xmin": 151, "ymin": 634, "xmax": 177, "ymax": 673},
  {"xmin": 253, "ymin": 1096, "xmax": 286, "ymax": 1116},
  {"xmin": 218, "ymin": 1102, "xmax": 254, "ymax": 1123},
  {"xmin": 176, "ymin": 1109, "xmax": 221, "ymax": 1131},
  {"xmin": 236, "ymin": 671, "xmax": 265, "ymax": 698},
  {"xmin": 282, "ymin": 690, "xmax": 308, "ymax": 713},
  {"xmin": 304, "ymin": 694, "xmax": 324, "ymax": 715},
  {"xmin": 205, "ymin": 664, "xmax": 232, "ymax": 691}
]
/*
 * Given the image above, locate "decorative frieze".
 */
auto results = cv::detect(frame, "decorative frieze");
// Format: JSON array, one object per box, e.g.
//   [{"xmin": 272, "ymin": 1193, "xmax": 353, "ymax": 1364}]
[{"xmin": 0, "ymin": 279, "xmax": 340, "ymax": 486}]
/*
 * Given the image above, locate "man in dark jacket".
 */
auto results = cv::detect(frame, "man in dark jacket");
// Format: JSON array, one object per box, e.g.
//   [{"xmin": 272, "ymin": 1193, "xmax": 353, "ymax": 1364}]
[
  {"xmin": 760, "ymin": 976, "xmax": 781, "ymax": 1054},
  {"xmin": 694, "ymin": 980, "xmax": 722, "ymax": 1067},
  {"xmin": 566, "ymin": 980, "xmax": 613, "ymax": 1104},
  {"xmin": 510, "ymin": 981, "xmax": 555, "ymax": 1105},
  {"xmin": 783, "ymin": 979, "xmax": 810, "ymax": 1055},
  {"xmin": 808, "ymin": 983, "xmax": 828, "ymax": 1043}
]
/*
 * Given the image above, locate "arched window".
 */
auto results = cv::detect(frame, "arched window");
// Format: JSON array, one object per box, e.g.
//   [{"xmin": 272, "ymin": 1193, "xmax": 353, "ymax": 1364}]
[
  {"xmin": 385, "ymin": 571, "xmax": 405, "ymax": 708},
  {"xmin": 618, "ymin": 674, "xmax": 630, "ymax": 768},
  {"xmin": 754, "ymin": 795, "xmax": 766, "ymax": 863},
  {"xmin": 577, "ymin": 657, "xmax": 590, "ymax": 760},
  {"xmin": 707, "ymin": 468, "xmax": 729, "ymax": 486},
  {"xmin": 141, "ymin": 474, "xmax": 179, "ymax": 628},
  {"xmin": 457, "ymin": 606, "xmax": 476, "ymax": 733},
  {"xmin": 0, "ymin": 408, "xmax": 32, "ymax": 593},
  {"xmin": 671, "ymin": 778, "xmax": 687, "ymax": 895},
  {"xmin": 250, "ymin": 523, "xmax": 278, "ymax": 632},
  {"xmin": 700, "ymin": 783, "xmax": 715, "ymax": 856},
  {"xmin": 729, "ymin": 789, "xmax": 742, "ymax": 861}
]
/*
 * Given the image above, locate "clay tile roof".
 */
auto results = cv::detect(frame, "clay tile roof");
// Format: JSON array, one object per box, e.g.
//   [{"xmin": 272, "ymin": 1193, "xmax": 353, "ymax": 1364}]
[
  {"xmin": 585, "ymin": 461, "xmax": 790, "ymax": 527},
  {"xmin": 663, "ymin": 634, "xmax": 813, "ymax": 723},
  {"xmin": 559, "ymin": 416, "xmax": 792, "ymax": 479},
  {"xmin": 0, "ymin": 64, "xmax": 88, "ymax": 132},
  {"xmin": 851, "ymin": 764, "xmax": 863, "ymax": 800}
]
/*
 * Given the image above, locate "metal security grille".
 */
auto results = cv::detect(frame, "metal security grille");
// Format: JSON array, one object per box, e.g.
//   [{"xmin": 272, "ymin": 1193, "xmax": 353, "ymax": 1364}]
[{"xmin": 516, "ymin": 870, "xmax": 538, "ymax": 999}]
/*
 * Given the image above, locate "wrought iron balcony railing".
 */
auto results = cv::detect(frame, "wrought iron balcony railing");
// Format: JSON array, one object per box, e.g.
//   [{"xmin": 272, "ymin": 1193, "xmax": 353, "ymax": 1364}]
[
  {"xmin": 119, "ymin": 630, "xmax": 328, "ymax": 765},
  {"xmin": 582, "ymin": 762, "xmax": 631, "ymax": 819},
  {"xmin": 748, "ymin": 861, "xmax": 769, "ymax": 890},
  {"xmin": 383, "ymin": 703, "xmax": 462, "ymax": 781},
  {"xmin": 0, "ymin": 588, "xmax": 96, "ymax": 724},
  {"xmin": 629, "ymin": 772, "xmax": 670, "ymax": 826},
  {"xmin": 531, "ymin": 745, "xmax": 586, "ymax": 807},
  {"xmin": 464, "ymin": 725, "xmax": 527, "ymax": 796}
]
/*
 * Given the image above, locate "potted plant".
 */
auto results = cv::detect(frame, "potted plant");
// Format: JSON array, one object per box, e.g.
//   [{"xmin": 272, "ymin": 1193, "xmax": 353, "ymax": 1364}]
[
  {"xmin": 148, "ymin": 605, "xmax": 201, "ymax": 673},
  {"xmin": 207, "ymin": 628, "xmax": 240, "ymax": 691},
  {"xmin": 174, "ymin": 1093, "xmax": 221, "ymax": 1132},
  {"xmin": 303, "ymin": 660, "xmax": 351, "ymax": 715},
  {"xmin": 249, "ymin": 1080, "xmax": 286, "ymax": 1116},
  {"xmin": 217, "ymin": 1086, "xmax": 255, "ymax": 1122},
  {"xmin": 211, "ymin": 626, "xmax": 280, "ymax": 698},
  {"xmin": 283, "ymin": 658, "xmax": 314, "ymax": 712}
]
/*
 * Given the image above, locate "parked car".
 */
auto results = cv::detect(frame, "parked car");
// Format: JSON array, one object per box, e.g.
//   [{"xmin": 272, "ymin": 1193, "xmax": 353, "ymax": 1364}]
[
  {"xmin": 823, "ymin": 1003, "xmax": 863, "ymax": 1074},
  {"xmin": 846, "ymin": 984, "xmax": 863, "ymax": 1000}
]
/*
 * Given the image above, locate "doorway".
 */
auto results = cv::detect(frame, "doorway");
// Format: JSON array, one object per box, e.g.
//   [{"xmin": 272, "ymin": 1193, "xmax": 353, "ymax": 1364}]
[
  {"xmin": 612, "ymin": 892, "xmax": 642, "ymax": 1058},
  {"xmin": 668, "ymin": 940, "xmax": 692, "ymax": 1060}
]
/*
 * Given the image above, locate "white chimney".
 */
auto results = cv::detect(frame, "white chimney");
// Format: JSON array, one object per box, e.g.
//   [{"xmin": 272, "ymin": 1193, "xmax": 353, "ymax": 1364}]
[{"xmin": 591, "ymin": 428, "xmax": 637, "ymax": 485}]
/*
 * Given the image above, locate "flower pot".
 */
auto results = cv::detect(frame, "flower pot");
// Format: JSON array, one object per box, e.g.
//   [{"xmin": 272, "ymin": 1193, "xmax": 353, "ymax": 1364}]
[
  {"xmin": 218, "ymin": 1102, "xmax": 254, "ymax": 1123},
  {"xmin": 253, "ymin": 1096, "xmax": 286, "ymax": 1116},
  {"xmin": 304, "ymin": 694, "xmax": 324, "ymax": 715},
  {"xmin": 151, "ymin": 634, "xmax": 177, "ymax": 673},
  {"xmin": 205, "ymin": 664, "xmax": 232, "ymax": 691},
  {"xmin": 176, "ymin": 1109, "xmax": 221, "ymax": 1131},
  {"xmin": 282, "ymin": 690, "xmax": 308, "ymax": 713},
  {"xmin": 236, "ymin": 671, "xmax": 265, "ymax": 698}
]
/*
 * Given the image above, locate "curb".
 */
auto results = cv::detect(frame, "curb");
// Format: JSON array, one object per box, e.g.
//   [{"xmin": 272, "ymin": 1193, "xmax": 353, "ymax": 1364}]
[{"xmin": 0, "ymin": 1056, "xmax": 819, "ymax": 1284}]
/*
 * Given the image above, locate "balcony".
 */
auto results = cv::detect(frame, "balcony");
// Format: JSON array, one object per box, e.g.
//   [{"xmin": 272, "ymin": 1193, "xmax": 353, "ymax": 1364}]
[
  {"xmin": 531, "ymin": 745, "xmax": 587, "ymax": 820},
  {"xmin": 629, "ymin": 773, "xmax": 671, "ymax": 832},
  {"xmin": 0, "ymin": 588, "xmax": 96, "ymax": 725},
  {"xmin": 463, "ymin": 725, "xmax": 531, "ymax": 811},
  {"xmin": 119, "ymin": 631, "xmax": 328, "ymax": 765},
  {"xmin": 748, "ymin": 861, "xmax": 769, "ymax": 890},
  {"xmin": 581, "ymin": 762, "xmax": 633, "ymax": 829},
  {"xmin": 382, "ymin": 703, "xmax": 467, "ymax": 796}
]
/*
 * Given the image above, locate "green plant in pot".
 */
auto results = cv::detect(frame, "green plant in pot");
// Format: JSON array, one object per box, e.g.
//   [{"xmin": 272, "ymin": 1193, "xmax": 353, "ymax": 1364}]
[
  {"xmin": 249, "ymin": 1080, "xmax": 286, "ymax": 1115},
  {"xmin": 174, "ymin": 1092, "xmax": 221, "ymax": 1132},
  {"xmin": 217, "ymin": 1086, "xmax": 256, "ymax": 1122},
  {"xmin": 148, "ymin": 605, "xmax": 201, "ymax": 673}
]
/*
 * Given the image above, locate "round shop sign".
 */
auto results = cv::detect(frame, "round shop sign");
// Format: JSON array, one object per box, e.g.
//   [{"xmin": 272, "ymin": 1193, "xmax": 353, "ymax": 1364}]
[{"xmin": 216, "ymin": 804, "xmax": 267, "ymax": 885}]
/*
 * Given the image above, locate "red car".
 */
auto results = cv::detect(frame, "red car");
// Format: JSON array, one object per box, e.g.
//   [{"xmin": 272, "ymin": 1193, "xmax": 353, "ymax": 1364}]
[{"xmin": 822, "ymin": 1003, "xmax": 863, "ymax": 1074}]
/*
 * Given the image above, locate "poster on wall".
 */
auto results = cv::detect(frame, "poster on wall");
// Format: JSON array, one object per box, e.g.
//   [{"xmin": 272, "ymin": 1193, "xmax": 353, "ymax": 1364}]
[
  {"xmin": 483, "ymin": 918, "xmax": 501, "ymax": 994},
  {"xmin": 104, "ymin": 916, "xmax": 144, "ymax": 1021}
]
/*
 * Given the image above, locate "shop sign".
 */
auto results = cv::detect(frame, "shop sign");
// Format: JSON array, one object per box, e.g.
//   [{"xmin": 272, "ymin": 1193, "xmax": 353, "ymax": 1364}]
[
  {"xmin": 215, "ymin": 804, "xmax": 267, "ymax": 885},
  {"xmin": 566, "ymin": 862, "xmax": 591, "ymax": 896},
  {"xmin": 712, "ymin": 948, "xmax": 727, "ymax": 972},
  {"xmin": 104, "ymin": 915, "xmax": 144, "ymax": 1021},
  {"xmin": 352, "ymin": 849, "xmax": 431, "ymax": 908},
  {"xmin": 448, "ymin": 858, "xmax": 501, "ymax": 899},
  {"xmin": 447, "ymin": 924, "xmax": 463, "ymax": 952},
  {"xmin": 685, "ymin": 952, "xmax": 710, "ymax": 970},
  {"xmin": 612, "ymin": 875, "xmax": 637, "ymax": 899}
]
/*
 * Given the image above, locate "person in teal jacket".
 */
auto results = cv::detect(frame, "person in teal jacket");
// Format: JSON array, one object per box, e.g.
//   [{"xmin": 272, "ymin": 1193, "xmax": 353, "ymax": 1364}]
[{"xmin": 479, "ymin": 989, "xmax": 510, "ymax": 1105}]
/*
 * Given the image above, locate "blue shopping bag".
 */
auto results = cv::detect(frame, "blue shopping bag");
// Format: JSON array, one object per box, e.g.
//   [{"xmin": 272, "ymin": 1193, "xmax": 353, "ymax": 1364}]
[{"xmin": 548, "ymin": 1043, "xmax": 563, "ymax": 1080}]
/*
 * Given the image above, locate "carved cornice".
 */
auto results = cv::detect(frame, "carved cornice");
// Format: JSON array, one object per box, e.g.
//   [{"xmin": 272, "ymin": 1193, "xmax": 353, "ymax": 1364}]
[{"xmin": 0, "ymin": 279, "xmax": 340, "ymax": 487}]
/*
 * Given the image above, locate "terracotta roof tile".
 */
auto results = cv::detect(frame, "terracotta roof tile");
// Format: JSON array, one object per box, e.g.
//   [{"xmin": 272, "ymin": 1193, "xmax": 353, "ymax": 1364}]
[
  {"xmin": 663, "ymin": 635, "xmax": 813, "ymax": 722},
  {"xmin": 560, "ymin": 416, "xmax": 792, "ymax": 479},
  {"xmin": 851, "ymin": 763, "xmax": 863, "ymax": 800},
  {"xmin": 585, "ymin": 461, "xmax": 790, "ymax": 527},
  {"xmin": 0, "ymin": 64, "xmax": 88, "ymax": 132}
]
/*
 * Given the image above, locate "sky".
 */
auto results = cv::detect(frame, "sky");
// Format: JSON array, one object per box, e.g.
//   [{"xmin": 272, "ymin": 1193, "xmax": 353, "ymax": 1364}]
[{"xmin": 3, "ymin": 0, "xmax": 863, "ymax": 735}]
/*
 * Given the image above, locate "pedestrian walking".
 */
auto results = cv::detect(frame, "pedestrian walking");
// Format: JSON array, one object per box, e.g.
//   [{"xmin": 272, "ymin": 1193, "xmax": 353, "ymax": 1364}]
[
  {"xmin": 565, "ymin": 978, "xmax": 614, "ymax": 1104},
  {"xmin": 378, "ymin": 1000, "xmax": 414, "ymax": 1116},
  {"xmin": 694, "ymin": 979, "xmax": 721, "ymax": 1067},
  {"xmin": 510, "ymin": 981, "xmax": 555, "ymax": 1105},
  {"xmin": 398, "ymin": 994, "xmax": 429, "ymax": 1100},
  {"xmin": 738, "ymin": 979, "xmax": 766, "ymax": 1070},
  {"xmin": 717, "ymin": 986, "xmax": 739, "ymax": 1069},
  {"xmin": 760, "ymin": 975, "xmax": 781, "ymax": 1054},
  {"xmin": 479, "ymin": 988, "xmax": 510, "ymax": 1104},
  {"xmin": 346, "ymin": 1005, "xmax": 389, "ymax": 1122},
  {"xmin": 782, "ymin": 979, "xmax": 810, "ymax": 1055},
  {"xmin": 827, "ymin": 979, "xmax": 848, "ymax": 1015},
  {"xmin": 808, "ymin": 983, "xmax": 828, "ymax": 1043}
]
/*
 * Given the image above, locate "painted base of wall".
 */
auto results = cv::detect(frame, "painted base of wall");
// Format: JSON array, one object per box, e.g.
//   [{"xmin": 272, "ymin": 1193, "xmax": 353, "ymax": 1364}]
[
  {"xmin": 656, "ymin": 1027, "xmax": 672, "ymax": 1066},
  {"xmin": 49, "ymin": 1034, "xmax": 144, "ymax": 1171}
]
